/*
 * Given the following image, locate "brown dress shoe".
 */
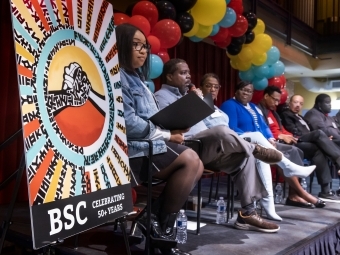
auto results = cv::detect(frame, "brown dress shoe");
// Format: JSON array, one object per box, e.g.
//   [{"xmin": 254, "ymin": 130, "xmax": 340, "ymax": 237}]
[
  {"xmin": 252, "ymin": 144, "xmax": 282, "ymax": 164},
  {"xmin": 234, "ymin": 210, "xmax": 280, "ymax": 233}
]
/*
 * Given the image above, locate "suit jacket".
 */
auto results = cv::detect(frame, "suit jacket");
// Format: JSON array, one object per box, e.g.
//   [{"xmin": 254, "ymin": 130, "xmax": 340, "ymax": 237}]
[
  {"xmin": 257, "ymin": 101, "xmax": 284, "ymax": 131},
  {"xmin": 280, "ymin": 110, "xmax": 310, "ymax": 136},
  {"xmin": 304, "ymin": 107, "xmax": 340, "ymax": 139}
]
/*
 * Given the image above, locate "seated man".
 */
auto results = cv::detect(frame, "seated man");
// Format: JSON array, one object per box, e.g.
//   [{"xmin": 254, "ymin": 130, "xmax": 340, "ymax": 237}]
[
  {"xmin": 268, "ymin": 91, "xmax": 340, "ymax": 200},
  {"xmin": 154, "ymin": 59, "xmax": 313, "ymax": 232},
  {"xmin": 304, "ymin": 94, "xmax": 340, "ymax": 147}
]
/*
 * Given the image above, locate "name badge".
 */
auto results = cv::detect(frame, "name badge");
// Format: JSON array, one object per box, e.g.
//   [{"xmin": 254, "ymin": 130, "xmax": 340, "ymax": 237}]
[
  {"xmin": 268, "ymin": 117, "xmax": 274, "ymax": 124},
  {"xmin": 332, "ymin": 122, "xmax": 338, "ymax": 128},
  {"xmin": 211, "ymin": 110, "xmax": 222, "ymax": 118}
]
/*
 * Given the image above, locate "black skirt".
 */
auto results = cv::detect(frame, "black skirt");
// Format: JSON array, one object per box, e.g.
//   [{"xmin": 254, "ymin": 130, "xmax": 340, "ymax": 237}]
[{"xmin": 129, "ymin": 141, "xmax": 188, "ymax": 186}]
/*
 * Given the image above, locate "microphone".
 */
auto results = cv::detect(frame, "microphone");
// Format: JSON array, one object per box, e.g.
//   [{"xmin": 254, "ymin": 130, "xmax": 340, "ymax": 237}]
[{"xmin": 188, "ymin": 83, "xmax": 196, "ymax": 91}]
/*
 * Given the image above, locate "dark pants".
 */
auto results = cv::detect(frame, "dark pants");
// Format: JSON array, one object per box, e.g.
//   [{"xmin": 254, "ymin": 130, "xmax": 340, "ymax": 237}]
[{"xmin": 295, "ymin": 130, "xmax": 340, "ymax": 185}]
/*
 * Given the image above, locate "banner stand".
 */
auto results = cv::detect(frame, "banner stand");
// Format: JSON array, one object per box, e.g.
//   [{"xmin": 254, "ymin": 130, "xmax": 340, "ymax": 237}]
[{"xmin": 0, "ymin": 132, "xmax": 131, "ymax": 255}]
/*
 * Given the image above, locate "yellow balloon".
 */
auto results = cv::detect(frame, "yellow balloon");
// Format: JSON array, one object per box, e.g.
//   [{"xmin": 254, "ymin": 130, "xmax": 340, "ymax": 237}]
[
  {"xmin": 227, "ymin": 52, "xmax": 238, "ymax": 59},
  {"xmin": 252, "ymin": 53, "xmax": 267, "ymax": 66},
  {"xmin": 230, "ymin": 58, "xmax": 238, "ymax": 69},
  {"xmin": 183, "ymin": 18, "xmax": 199, "ymax": 37},
  {"xmin": 195, "ymin": 24, "xmax": 213, "ymax": 38},
  {"xmin": 250, "ymin": 34, "xmax": 272, "ymax": 55},
  {"xmin": 253, "ymin": 19, "xmax": 265, "ymax": 35},
  {"xmin": 191, "ymin": 0, "xmax": 226, "ymax": 26},
  {"xmin": 236, "ymin": 60, "xmax": 252, "ymax": 71},
  {"xmin": 238, "ymin": 45, "xmax": 253, "ymax": 62}
]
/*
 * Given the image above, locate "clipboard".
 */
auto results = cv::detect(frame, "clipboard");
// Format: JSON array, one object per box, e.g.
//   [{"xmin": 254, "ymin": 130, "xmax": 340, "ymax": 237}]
[{"xmin": 149, "ymin": 92, "xmax": 215, "ymax": 130}]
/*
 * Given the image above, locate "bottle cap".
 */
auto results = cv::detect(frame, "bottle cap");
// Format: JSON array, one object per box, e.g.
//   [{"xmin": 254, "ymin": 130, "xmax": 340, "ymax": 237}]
[
  {"xmin": 219, "ymin": 197, "xmax": 224, "ymax": 200},
  {"xmin": 179, "ymin": 209, "xmax": 185, "ymax": 213}
]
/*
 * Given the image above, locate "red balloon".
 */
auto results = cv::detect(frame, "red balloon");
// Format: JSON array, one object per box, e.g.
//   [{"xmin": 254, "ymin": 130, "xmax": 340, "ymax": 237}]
[
  {"xmin": 268, "ymin": 76, "xmax": 283, "ymax": 88},
  {"xmin": 229, "ymin": 15, "xmax": 248, "ymax": 37},
  {"xmin": 132, "ymin": 1, "xmax": 159, "ymax": 28},
  {"xmin": 114, "ymin": 13, "xmax": 130, "ymax": 26},
  {"xmin": 228, "ymin": 0, "xmax": 244, "ymax": 14},
  {"xmin": 279, "ymin": 75, "xmax": 286, "ymax": 88},
  {"xmin": 210, "ymin": 27, "xmax": 229, "ymax": 42},
  {"xmin": 151, "ymin": 19, "xmax": 181, "ymax": 48},
  {"xmin": 147, "ymin": 35, "xmax": 161, "ymax": 54},
  {"xmin": 280, "ymin": 89, "xmax": 288, "ymax": 104},
  {"xmin": 251, "ymin": 90, "xmax": 264, "ymax": 104},
  {"xmin": 128, "ymin": 15, "xmax": 151, "ymax": 36},
  {"xmin": 214, "ymin": 35, "xmax": 231, "ymax": 48},
  {"xmin": 158, "ymin": 48, "xmax": 170, "ymax": 63}
]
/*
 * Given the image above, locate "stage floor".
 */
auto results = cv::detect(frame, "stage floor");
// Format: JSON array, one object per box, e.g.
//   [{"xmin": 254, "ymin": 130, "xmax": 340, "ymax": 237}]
[{"xmin": 2, "ymin": 177, "xmax": 340, "ymax": 255}]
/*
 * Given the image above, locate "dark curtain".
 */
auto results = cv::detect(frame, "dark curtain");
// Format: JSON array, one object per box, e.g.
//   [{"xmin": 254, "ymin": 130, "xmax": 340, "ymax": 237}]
[
  {"xmin": 0, "ymin": 0, "xmax": 26, "ymax": 204},
  {"xmin": 167, "ymin": 38, "xmax": 239, "ymax": 107}
]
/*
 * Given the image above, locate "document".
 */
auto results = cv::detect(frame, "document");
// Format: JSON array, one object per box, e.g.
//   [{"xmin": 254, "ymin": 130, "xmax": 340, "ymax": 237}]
[{"xmin": 149, "ymin": 92, "xmax": 215, "ymax": 130}]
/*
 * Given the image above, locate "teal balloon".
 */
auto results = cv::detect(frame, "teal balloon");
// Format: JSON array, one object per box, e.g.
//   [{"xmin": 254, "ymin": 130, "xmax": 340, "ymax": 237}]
[
  {"xmin": 265, "ymin": 65, "xmax": 275, "ymax": 79},
  {"xmin": 239, "ymin": 66, "xmax": 255, "ymax": 81},
  {"xmin": 253, "ymin": 77, "xmax": 268, "ymax": 90},
  {"xmin": 145, "ymin": 80, "xmax": 155, "ymax": 93},
  {"xmin": 226, "ymin": 0, "xmax": 231, "ymax": 3},
  {"xmin": 253, "ymin": 64, "xmax": 270, "ymax": 78},
  {"xmin": 218, "ymin": 7, "xmax": 236, "ymax": 28},
  {"xmin": 272, "ymin": 61, "xmax": 285, "ymax": 76},
  {"xmin": 266, "ymin": 46, "xmax": 280, "ymax": 65},
  {"xmin": 210, "ymin": 24, "xmax": 220, "ymax": 36},
  {"xmin": 189, "ymin": 36, "xmax": 203, "ymax": 42},
  {"xmin": 150, "ymin": 54, "xmax": 164, "ymax": 79}
]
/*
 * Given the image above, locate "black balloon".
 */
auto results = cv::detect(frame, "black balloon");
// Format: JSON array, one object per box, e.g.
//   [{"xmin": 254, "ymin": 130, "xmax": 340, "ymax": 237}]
[
  {"xmin": 245, "ymin": 31, "xmax": 255, "ymax": 44},
  {"xmin": 156, "ymin": 1, "xmax": 177, "ymax": 20},
  {"xmin": 227, "ymin": 44, "xmax": 242, "ymax": 55},
  {"xmin": 169, "ymin": 0, "xmax": 197, "ymax": 12},
  {"xmin": 243, "ymin": 12, "xmax": 257, "ymax": 30},
  {"xmin": 231, "ymin": 35, "xmax": 246, "ymax": 46},
  {"xmin": 125, "ymin": 1, "xmax": 138, "ymax": 16},
  {"xmin": 176, "ymin": 12, "xmax": 194, "ymax": 33}
]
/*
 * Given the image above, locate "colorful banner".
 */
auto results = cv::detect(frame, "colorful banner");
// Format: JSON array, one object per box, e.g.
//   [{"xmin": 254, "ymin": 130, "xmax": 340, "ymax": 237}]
[{"xmin": 10, "ymin": 0, "xmax": 132, "ymax": 249}]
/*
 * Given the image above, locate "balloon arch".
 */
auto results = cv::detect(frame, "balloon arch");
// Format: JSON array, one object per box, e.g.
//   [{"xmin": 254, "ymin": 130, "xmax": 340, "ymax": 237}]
[{"xmin": 115, "ymin": 0, "xmax": 287, "ymax": 103}]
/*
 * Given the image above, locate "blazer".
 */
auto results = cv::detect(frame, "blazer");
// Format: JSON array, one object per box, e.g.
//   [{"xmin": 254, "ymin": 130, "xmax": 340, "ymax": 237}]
[{"xmin": 280, "ymin": 110, "xmax": 310, "ymax": 136}]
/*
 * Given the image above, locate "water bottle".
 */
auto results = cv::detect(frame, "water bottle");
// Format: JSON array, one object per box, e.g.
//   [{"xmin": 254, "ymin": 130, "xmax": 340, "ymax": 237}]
[
  {"xmin": 274, "ymin": 183, "xmax": 283, "ymax": 204},
  {"xmin": 300, "ymin": 178, "xmax": 307, "ymax": 191},
  {"xmin": 176, "ymin": 209, "xmax": 187, "ymax": 244},
  {"xmin": 216, "ymin": 197, "xmax": 226, "ymax": 224}
]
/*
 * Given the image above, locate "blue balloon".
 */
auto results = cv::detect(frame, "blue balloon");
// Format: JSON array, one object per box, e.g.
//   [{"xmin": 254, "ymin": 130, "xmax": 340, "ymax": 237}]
[
  {"xmin": 253, "ymin": 64, "xmax": 270, "ymax": 78},
  {"xmin": 149, "ymin": 54, "xmax": 164, "ymax": 79},
  {"xmin": 189, "ymin": 36, "xmax": 203, "ymax": 42},
  {"xmin": 272, "ymin": 60, "xmax": 285, "ymax": 76},
  {"xmin": 219, "ymin": 7, "xmax": 236, "ymax": 28},
  {"xmin": 266, "ymin": 46, "xmax": 280, "ymax": 65},
  {"xmin": 239, "ymin": 66, "xmax": 255, "ymax": 81},
  {"xmin": 265, "ymin": 65, "xmax": 275, "ymax": 79},
  {"xmin": 210, "ymin": 24, "xmax": 220, "ymax": 36},
  {"xmin": 226, "ymin": 0, "xmax": 231, "ymax": 3},
  {"xmin": 145, "ymin": 80, "xmax": 155, "ymax": 93},
  {"xmin": 253, "ymin": 77, "xmax": 268, "ymax": 90}
]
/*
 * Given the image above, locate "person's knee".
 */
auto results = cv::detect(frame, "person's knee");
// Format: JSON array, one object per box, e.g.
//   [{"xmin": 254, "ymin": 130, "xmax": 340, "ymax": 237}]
[{"xmin": 316, "ymin": 129, "xmax": 325, "ymax": 138}]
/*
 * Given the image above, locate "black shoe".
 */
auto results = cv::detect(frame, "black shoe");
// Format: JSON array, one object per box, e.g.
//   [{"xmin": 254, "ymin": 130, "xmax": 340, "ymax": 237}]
[
  {"xmin": 314, "ymin": 198, "xmax": 326, "ymax": 208},
  {"xmin": 285, "ymin": 198, "xmax": 315, "ymax": 209},
  {"xmin": 159, "ymin": 248, "xmax": 191, "ymax": 255},
  {"xmin": 318, "ymin": 190, "xmax": 340, "ymax": 200}
]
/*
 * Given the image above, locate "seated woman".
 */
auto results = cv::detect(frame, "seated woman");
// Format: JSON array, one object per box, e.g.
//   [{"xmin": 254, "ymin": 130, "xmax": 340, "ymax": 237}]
[
  {"xmin": 116, "ymin": 23, "xmax": 203, "ymax": 255},
  {"xmin": 197, "ymin": 74, "xmax": 319, "ymax": 220},
  {"xmin": 219, "ymin": 80, "xmax": 324, "ymax": 209}
]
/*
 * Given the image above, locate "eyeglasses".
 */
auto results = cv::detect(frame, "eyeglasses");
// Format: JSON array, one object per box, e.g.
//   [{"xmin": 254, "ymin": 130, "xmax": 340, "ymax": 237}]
[
  {"xmin": 204, "ymin": 83, "xmax": 221, "ymax": 90},
  {"xmin": 239, "ymin": 88, "xmax": 254, "ymax": 94},
  {"xmin": 132, "ymin": 42, "xmax": 151, "ymax": 52},
  {"xmin": 270, "ymin": 95, "xmax": 280, "ymax": 103}
]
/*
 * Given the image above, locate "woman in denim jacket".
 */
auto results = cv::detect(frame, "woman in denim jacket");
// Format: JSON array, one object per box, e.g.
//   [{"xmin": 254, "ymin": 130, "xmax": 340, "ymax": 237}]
[{"xmin": 116, "ymin": 24, "xmax": 203, "ymax": 255}]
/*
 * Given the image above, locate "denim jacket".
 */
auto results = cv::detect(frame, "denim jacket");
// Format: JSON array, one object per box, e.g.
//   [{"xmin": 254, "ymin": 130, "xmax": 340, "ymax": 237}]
[{"xmin": 120, "ymin": 69, "xmax": 167, "ymax": 158}]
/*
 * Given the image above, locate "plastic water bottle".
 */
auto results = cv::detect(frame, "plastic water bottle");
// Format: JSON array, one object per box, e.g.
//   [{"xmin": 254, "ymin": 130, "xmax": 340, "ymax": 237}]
[
  {"xmin": 300, "ymin": 178, "xmax": 307, "ymax": 191},
  {"xmin": 216, "ymin": 197, "xmax": 226, "ymax": 224},
  {"xmin": 176, "ymin": 209, "xmax": 187, "ymax": 244},
  {"xmin": 274, "ymin": 183, "xmax": 283, "ymax": 204}
]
